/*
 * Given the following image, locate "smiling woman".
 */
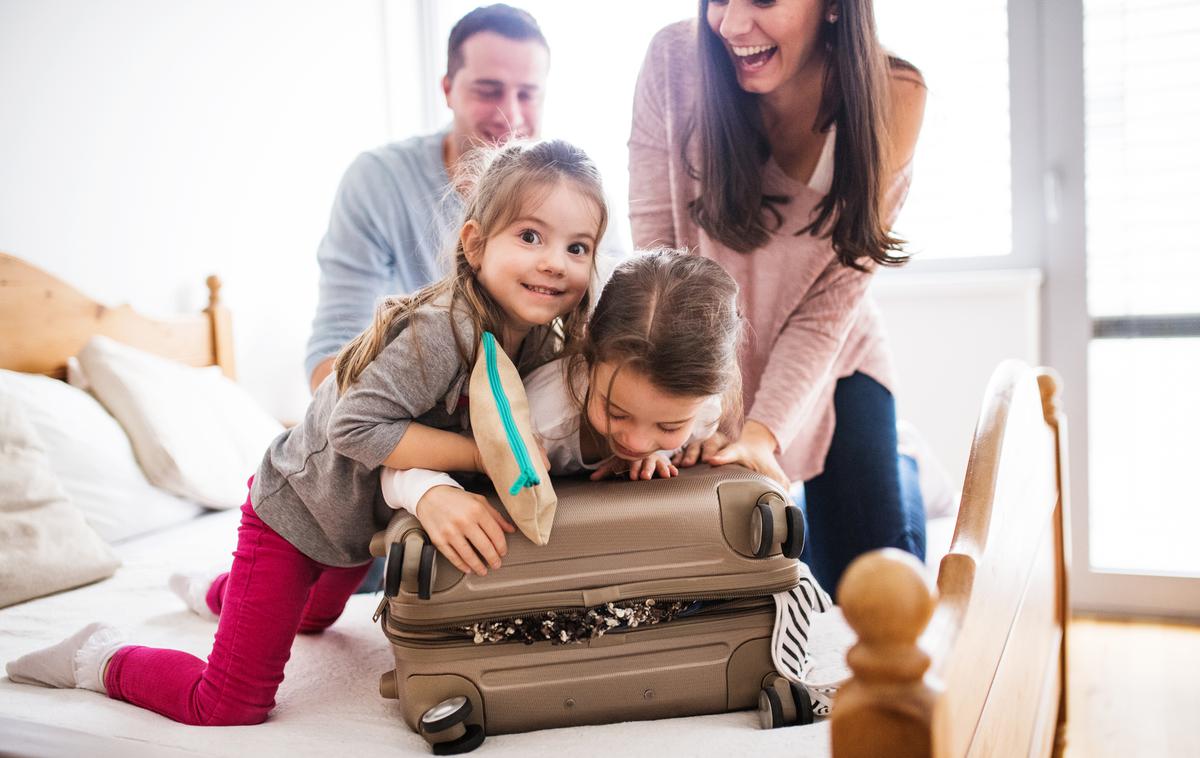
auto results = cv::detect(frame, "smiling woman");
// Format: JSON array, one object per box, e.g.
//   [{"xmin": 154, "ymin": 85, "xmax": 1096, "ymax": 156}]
[{"xmin": 629, "ymin": 0, "xmax": 928, "ymax": 596}]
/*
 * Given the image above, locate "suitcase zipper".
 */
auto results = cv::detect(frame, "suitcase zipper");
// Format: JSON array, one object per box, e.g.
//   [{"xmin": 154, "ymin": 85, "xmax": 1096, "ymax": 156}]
[
  {"xmin": 373, "ymin": 575, "xmax": 800, "ymax": 629},
  {"xmin": 378, "ymin": 592, "xmax": 778, "ymax": 647}
]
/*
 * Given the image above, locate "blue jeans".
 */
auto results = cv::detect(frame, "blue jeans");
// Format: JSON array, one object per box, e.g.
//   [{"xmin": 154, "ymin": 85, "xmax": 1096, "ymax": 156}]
[
  {"xmin": 796, "ymin": 372, "xmax": 926, "ymax": 600},
  {"xmin": 355, "ymin": 554, "xmax": 386, "ymax": 594}
]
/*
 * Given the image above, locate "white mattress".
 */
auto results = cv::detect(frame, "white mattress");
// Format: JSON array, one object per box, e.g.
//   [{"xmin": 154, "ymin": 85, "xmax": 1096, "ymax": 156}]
[{"xmin": 0, "ymin": 508, "xmax": 943, "ymax": 757}]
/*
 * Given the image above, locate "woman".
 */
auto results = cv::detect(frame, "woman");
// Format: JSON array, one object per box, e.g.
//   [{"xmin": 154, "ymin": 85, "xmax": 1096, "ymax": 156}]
[{"xmin": 628, "ymin": 0, "xmax": 927, "ymax": 595}]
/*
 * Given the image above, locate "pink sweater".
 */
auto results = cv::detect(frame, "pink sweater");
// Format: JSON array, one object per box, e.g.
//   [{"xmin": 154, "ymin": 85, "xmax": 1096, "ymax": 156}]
[{"xmin": 628, "ymin": 20, "xmax": 911, "ymax": 482}]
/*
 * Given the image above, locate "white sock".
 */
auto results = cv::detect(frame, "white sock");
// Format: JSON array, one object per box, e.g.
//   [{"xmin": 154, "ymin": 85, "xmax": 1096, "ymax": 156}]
[
  {"xmin": 6, "ymin": 622, "xmax": 125, "ymax": 693},
  {"xmin": 168, "ymin": 570, "xmax": 220, "ymax": 621},
  {"xmin": 770, "ymin": 565, "xmax": 839, "ymax": 716}
]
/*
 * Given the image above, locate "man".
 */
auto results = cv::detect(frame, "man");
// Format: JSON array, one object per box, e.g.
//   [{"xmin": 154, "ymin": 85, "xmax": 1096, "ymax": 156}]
[{"xmin": 306, "ymin": 4, "xmax": 550, "ymax": 391}]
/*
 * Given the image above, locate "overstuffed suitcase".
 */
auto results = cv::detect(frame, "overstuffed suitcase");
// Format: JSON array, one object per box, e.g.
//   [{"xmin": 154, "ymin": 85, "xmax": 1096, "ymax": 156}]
[{"xmin": 369, "ymin": 464, "xmax": 810, "ymax": 754}]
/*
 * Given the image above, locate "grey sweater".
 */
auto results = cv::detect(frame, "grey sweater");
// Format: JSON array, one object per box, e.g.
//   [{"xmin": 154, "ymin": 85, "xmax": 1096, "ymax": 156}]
[{"xmin": 252, "ymin": 302, "xmax": 554, "ymax": 566}]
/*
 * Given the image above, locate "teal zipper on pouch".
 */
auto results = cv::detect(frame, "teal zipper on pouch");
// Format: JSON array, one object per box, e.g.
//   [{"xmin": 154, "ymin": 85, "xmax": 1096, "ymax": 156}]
[{"xmin": 482, "ymin": 331, "xmax": 541, "ymax": 495}]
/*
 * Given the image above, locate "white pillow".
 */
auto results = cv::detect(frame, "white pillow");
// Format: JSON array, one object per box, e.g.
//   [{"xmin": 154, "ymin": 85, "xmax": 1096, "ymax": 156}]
[
  {"xmin": 76, "ymin": 336, "xmax": 284, "ymax": 509},
  {"xmin": 0, "ymin": 390, "xmax": 120, "ymax": 608},
  {"xmin": 0, "ymin": 369, "xmax": 205, "ymax": 543}
]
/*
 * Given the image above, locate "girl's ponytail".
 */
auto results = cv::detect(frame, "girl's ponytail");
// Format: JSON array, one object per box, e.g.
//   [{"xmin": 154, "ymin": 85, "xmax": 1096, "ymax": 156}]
[{"xmin": 333, "ymin": 296, "xmax": 409, "ymax": 394}]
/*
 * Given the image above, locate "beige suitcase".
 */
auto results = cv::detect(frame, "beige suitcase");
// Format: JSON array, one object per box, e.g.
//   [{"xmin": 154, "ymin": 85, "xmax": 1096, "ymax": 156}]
[{"xmin": 369, "ymin": 464, "xmax": 811, "ymax": 754}]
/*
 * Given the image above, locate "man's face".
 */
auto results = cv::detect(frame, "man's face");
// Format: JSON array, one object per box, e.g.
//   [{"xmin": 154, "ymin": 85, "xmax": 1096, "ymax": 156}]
[{"xmin": 443, "ymin": 31, "xmax": 549, "ymax": 152}]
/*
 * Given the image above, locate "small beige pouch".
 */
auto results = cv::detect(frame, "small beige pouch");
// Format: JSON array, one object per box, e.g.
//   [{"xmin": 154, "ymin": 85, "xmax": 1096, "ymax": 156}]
[{"xmin": 469, "ymin": 332, "xmax": 557, "ymax": 545}]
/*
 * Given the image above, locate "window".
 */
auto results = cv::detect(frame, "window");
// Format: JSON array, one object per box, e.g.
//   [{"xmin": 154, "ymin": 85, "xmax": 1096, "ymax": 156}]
[
  {"xmin": 876, "ymin": 0, "xmax": 1012, "ymax": 260},
  {"xmin": 424, "ymin": 1, "xmax": 1014, "ymax": 261},
  {"xmin": 1084, "ymin": 0, "xmax": 1200, "ymax": 576}
]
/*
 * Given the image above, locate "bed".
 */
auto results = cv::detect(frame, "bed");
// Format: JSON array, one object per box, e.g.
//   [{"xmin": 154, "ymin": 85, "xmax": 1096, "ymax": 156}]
[{"xmin": 0, "ymin": 252, "xmax": 1068, "ymax": 757}]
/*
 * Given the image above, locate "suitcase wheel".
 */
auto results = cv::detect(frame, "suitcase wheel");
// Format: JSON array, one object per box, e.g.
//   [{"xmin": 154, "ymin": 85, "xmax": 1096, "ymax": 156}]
[
  {"xmin": 420, "ymin": 696, "xmax": 484, "ymax": 754},
  {"xmin": 750, "ymin": 502, "xmax": 776, "ymax": 559},
  {"xmin": 417, "ymin": 541, "xmax": 438, "ymax": 600},
  {"xmin": 386, "ymin": 531, "xmax": 436, "ymax": 598},
  {"xmin": 781, "ymin": 505, "xmax": 806, "ymax": 559},
  {"xmin": 384, "ymin": 542, "xmax": 404, "ymax": 598},
  {"xmin": 757, "ymin": 675, "xmax": 815, "ymax": 729},
  {"xmin": 751, "ymin": 500, "xmax": 806, "ymax": 560}
]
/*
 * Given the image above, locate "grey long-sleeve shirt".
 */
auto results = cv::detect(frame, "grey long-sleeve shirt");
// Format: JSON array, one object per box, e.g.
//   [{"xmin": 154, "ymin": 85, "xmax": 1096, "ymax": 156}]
[
  {"xmin": 255, "ymin": 302, "xmax": 474, "ymax": 566},
  {"xmin": 254, "ymin": 301, "xmax": 557, "ymax": 566}
]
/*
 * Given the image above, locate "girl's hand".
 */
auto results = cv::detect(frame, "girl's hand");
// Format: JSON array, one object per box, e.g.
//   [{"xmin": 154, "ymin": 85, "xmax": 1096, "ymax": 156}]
[
  {"xmin": 671, "ymin": 433, "xmax": 728, "ymax": 468},
  {"xmin": 589, "ymin": 452, "xmax": 678, "ymax": 481},
  {"xmin": 705, "ymin": 421, "xmax": 790, "ymax": 490},
  {"xmin": 414, "ymin": 485, "xmax": 515, "ymax": 576}
]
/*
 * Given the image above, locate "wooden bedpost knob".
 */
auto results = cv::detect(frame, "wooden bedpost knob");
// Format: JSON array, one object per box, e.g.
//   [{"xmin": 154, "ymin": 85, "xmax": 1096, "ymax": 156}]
[
  {"xmin": 838, "ymin": 548, "xmax": 936, "ymax": 683},
  {"xmin": 206, "ymin": 275, "xmax": 222, "ymax": 308},
  {"xmin": 1036, "ymin": 367, "xmax": 1063, "ymax": 423}
]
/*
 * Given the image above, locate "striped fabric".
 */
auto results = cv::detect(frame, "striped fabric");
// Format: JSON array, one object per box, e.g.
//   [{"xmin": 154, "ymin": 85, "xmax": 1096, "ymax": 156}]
[{"xmin": 770, "ymin": 565, "xmax": 842, "ymax": 716}]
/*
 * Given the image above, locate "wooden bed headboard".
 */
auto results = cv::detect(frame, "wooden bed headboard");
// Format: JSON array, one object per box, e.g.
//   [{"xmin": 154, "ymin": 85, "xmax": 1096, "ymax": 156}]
[
  {"xmin": 831, "ymin": 361, "xmax": 1070, "ymax": 758},
  {"xmin": 0, "ymin": 252, "xmax": 236, "ymax": 380}
]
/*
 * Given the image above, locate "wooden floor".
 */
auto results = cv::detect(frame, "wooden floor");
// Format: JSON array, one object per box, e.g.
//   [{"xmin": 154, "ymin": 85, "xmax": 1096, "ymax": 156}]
[{"xmin": 1062, "ymin": 615, "xmax": 1200, "ymax": 757}]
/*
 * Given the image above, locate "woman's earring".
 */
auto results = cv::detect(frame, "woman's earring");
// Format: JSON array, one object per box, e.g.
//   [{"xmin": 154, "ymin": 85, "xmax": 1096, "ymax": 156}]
[{"xmin": 826, "ymin": 12, "xmax": 839, "ymax": 23}]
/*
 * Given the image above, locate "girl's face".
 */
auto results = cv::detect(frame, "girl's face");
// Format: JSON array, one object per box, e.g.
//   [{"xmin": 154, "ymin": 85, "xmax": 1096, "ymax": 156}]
[
  {"xmin": 465, "ymin": 178, "xmax": 600, "ymax": 346},
  {"xmin": 587, "ymin": 361, "xmax": 712, "ymax": 462},
  {"xmin": 706, "ymin": 0, "xmax": 830, "ymax": 96}
]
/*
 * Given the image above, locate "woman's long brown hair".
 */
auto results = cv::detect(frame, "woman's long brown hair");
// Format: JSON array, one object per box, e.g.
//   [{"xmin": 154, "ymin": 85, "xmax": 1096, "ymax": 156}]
[
  {"xmin": 333, "ymin": 139, "xmax": 608, "ymax": 394},
  {"xmin": 688, "ymin": 0, "xmax": 922, "ymax": 271}
]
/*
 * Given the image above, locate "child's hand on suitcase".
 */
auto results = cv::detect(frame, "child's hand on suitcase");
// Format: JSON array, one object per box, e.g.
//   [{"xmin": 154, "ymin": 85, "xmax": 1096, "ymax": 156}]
[
  {"xmin": 414, "ymin": 485, "xmax": 515, "ymax": 576},
  {"xmin": 589, "ymin": 452, "xmax": 678, "ymax": 481},
  {"xmin": 628, "ymin": 452, "xmax": 678, "ymax": 480},
  {"xmin": 671, "ymin": 433, "xmax": 726, "ymax": 468}
]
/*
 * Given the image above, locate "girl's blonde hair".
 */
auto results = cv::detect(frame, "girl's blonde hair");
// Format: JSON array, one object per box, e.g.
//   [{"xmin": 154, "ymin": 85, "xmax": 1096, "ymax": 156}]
[
  {"xmin": 571, "ymin": 248, "xmax": 745, "ymax": 434},
  {"xmin": 334, "ymin": 139, "xmax": 608, "ymax": 394}
]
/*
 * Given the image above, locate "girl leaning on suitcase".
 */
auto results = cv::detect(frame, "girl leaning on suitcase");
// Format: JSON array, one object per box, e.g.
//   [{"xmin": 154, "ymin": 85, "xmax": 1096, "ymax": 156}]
[{"xmin": 5, "ymin": 138, "xmax": 610, "ymax": 727}]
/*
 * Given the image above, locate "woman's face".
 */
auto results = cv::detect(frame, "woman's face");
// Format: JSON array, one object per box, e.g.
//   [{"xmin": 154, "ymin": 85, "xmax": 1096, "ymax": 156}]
[{"xmin": 705, "ymin": 0, "xmax": 830, "ymax": 96}]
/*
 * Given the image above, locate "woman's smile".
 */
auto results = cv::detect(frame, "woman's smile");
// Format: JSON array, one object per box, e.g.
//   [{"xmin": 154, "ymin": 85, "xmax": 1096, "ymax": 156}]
[{"xmin": 730, "ymin": 44, "xmax": 778, "ymax": 74}]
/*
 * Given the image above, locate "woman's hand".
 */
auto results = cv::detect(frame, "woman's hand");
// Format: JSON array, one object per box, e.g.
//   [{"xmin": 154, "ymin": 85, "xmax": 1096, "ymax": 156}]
[
  {"xmin": 705, "ymin": 420, "xmax": 790, "ymax": 490},
  {"xmin": 589, "ymin": 452, "xmax": 678, "ymax": 481},
  {"xmin": 414, "ymin": 485, "xmax": 515, "ymax": 576}
]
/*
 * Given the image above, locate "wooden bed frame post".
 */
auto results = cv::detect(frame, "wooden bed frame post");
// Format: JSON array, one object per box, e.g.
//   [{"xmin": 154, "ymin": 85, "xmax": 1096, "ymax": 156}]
[
  {"xmin": 1037, "ymin": 369, "xmax": 1071, "ymax": 757},
  {"xmin": 0, "ymin": 253, "xmax": 238, "ymax": 380},
  {"xmin": 831, "ymin": 548, "xmax": 939, "ymax": 758},
  {"xmin": 204, "ymin": 275, "xmax": 237, "ymax": 380},
  {"xmin": 830, "ymin": 363, "xmax": 1069, "ymax": 758}
]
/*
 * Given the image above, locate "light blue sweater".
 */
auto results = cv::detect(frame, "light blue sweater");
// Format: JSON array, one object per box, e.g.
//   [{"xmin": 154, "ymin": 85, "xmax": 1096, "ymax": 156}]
[{"xmin": 305, "ymin": 130, "xmax": 463, "ymax": 378}]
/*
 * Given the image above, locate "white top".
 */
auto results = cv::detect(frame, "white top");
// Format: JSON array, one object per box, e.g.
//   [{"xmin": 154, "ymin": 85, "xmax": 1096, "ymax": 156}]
[{"xmin": 380, "ymin": 357, "xmax": 723, "ymax": 513}]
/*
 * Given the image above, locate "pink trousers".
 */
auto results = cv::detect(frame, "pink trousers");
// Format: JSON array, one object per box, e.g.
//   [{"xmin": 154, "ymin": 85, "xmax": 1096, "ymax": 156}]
[{"xmin": 104, "ymin": 490, "xmax": 371, "ymax": 725}]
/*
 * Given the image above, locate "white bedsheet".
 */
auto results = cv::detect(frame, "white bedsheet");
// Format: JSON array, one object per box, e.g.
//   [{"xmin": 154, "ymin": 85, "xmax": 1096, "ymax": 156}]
[{"xmin": 0, "ymin": 508, "xmax": 871, "ymax": 757}]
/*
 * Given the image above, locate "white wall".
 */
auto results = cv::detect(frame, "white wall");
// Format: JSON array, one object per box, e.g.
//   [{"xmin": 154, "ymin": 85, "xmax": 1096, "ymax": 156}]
[
  {"xmin": 1, "ymin": 1, "xmax": 1043, "ymax": 480},
  {"xmin": 0, "ymin": 0, "xmax": 420, "ymax": 421},
  {"xmin": 871, "ymin": 268, "xmax": 1043, "ymax": 486}
]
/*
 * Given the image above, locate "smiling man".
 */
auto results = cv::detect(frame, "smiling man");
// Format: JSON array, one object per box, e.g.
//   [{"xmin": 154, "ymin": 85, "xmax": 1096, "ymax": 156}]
[{"xmin": 306, "ymin": 4, "xmax": 551, "ymax": 392}]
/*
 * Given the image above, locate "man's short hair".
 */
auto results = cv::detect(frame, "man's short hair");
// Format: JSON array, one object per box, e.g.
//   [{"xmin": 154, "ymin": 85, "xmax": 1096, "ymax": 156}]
[{"xmin": 446, "ymin": 4, "xmax": 549, "ymax": 81}]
